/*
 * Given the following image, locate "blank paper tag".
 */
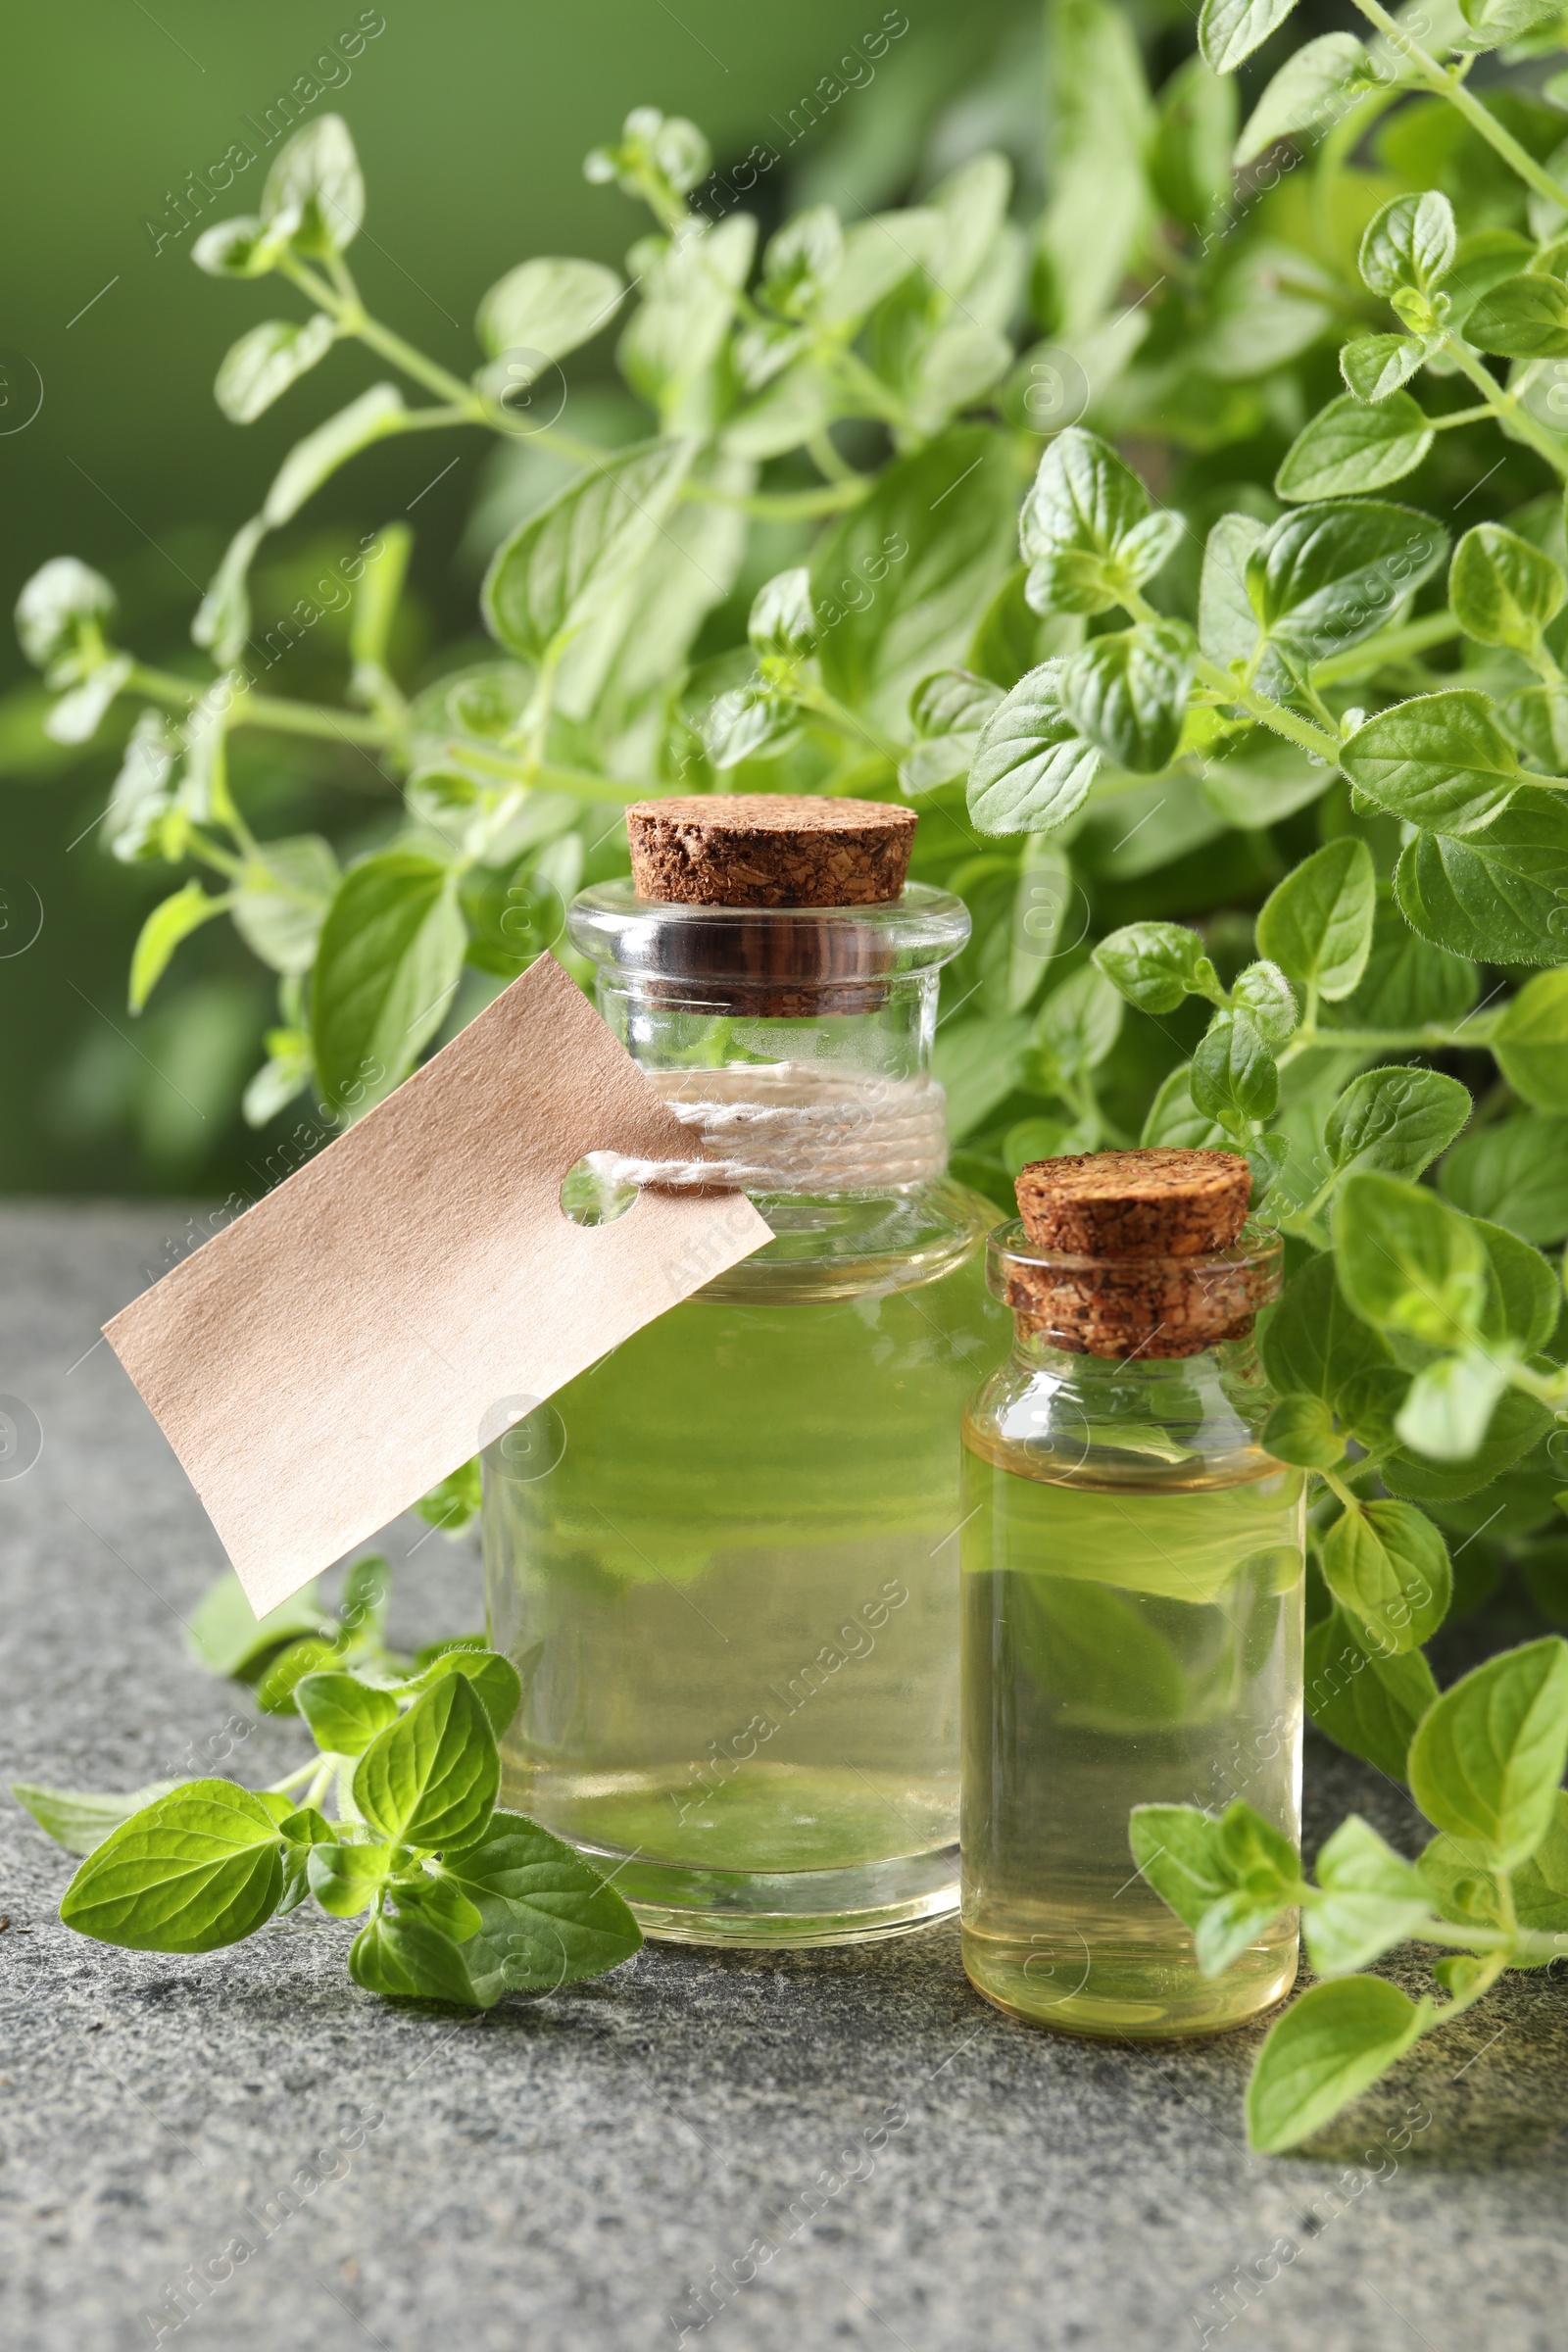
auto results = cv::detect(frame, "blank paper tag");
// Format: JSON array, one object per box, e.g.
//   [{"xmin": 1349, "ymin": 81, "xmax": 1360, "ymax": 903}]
[{"xmin": 104, "ymin": 954, "xmax": 771, "ymax": 1614}]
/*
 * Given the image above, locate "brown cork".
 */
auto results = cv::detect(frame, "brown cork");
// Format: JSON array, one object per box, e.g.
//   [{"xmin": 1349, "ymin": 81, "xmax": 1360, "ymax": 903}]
[
  {"xmin": 626, "ymin": 796, "xmax": 916, "ymax": 909},
  {"xmin": 1005, "ymin": 1149, "xmax": 1268, "ymax": 1360},
  {"xmin": 1014, "ymin": 1150, "xmax": 1252, "ymax": 1258}
]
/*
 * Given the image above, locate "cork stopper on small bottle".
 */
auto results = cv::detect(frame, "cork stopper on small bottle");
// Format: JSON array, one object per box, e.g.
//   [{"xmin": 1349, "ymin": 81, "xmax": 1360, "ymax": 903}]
[
  {"xmin": 1006, "ymin": 1148, "xmax": 1268, "ymax": 1359},
  {"xmin": 626, "ymin": 795, "xmax": 915, "ymax": 909}
]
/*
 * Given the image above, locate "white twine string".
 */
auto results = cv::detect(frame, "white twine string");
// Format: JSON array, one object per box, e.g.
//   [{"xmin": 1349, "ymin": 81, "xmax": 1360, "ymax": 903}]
[{"xmin": 586, "ymin": 1062, "xmax": 950, "ymax": 1195}]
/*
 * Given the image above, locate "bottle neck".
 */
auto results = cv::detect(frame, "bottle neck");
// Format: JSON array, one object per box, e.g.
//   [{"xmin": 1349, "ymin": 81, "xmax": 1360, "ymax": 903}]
[
  {"xmin": 566, "ymin": 882, "xmax": 969, "ymax": 1092},
  {"xmin": 1004, "ymin": 1323, "xmax": 1275, "ymax": 1457},
  {"xmin": 595, "ymin": 975, "xmax": 939, "ymax": 1088}
]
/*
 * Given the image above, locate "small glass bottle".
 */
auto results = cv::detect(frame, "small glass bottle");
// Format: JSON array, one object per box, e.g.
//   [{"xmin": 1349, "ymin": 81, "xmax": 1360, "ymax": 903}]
[
  {"xmin": 960, "ymin": 1150, "xmax": 1304, "ymax": 2037},
  {"xmin": 483, "ymin": 799, "xmax": 1008, "ymax": 1947}
]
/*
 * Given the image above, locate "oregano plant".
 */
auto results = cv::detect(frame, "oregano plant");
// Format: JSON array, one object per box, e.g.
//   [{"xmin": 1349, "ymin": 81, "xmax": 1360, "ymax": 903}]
[
  {"xmin": 20, "ymin": 0, "xmax": 1568, "ymax": 2136},
  {"xmin": 15, "ymin": 1638, "xmax": 641, "ymax": 2008}
]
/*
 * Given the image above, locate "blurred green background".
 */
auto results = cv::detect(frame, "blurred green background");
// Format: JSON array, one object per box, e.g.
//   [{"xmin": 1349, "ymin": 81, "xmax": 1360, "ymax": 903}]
[
  {"xmin": 0, "ymin": 0, "xmax": 1030, "ymax": 1193},
  {"xmin": 0, "ymin": 0, "xmax": 1321, "ymax": 1195}
]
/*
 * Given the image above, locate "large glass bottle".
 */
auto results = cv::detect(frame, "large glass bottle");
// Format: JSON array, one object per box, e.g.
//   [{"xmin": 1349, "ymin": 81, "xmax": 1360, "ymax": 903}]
[
  {"xmin": 960, "ymin": 1184, "xmax": 1304, "ymax": 2036},
  {"xmin": 483, "ymin": 881, "xmax": 1008, "ymax": 1946}
]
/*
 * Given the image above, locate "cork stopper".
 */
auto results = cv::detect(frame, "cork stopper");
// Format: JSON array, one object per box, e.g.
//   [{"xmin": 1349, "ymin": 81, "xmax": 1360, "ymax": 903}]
[
  {"xmin": 1004, "ymin": 1149, "xmax": 1268, "ymax": 1360},
  {"xmin": 626, "ymin": 796, "xmax": 916, "ymax": 909},
  {"xmin": 1014, "ymin": 1149, "xmax": 1252, "ymax": 1258}
]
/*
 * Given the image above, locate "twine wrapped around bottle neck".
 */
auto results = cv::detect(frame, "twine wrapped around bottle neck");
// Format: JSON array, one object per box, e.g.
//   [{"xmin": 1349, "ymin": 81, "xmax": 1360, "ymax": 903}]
[{"xmin": 585, "ymin": 1063, "xmax": 950, "ymax": 1196}]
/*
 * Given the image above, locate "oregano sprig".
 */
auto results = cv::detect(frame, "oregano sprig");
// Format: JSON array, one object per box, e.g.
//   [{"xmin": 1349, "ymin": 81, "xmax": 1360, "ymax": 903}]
[
  {"xmin": 1131, "ymin": 1640, "xmax": 1568, "ymax": 2151},
  {"xmin": 14, "ymin": 1645, "xmax": 641, "ymax": 2009}
]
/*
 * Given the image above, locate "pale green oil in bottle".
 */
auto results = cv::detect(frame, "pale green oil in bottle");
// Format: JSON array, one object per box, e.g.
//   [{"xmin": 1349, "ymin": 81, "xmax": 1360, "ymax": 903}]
[
  {"xmin": 960, "ymin": 1430, "xmax": 1305, "ymax": 2035},
  {"xmin": 484, "ymin": 1185, "xmax": 1006, "ymax": 1944}
]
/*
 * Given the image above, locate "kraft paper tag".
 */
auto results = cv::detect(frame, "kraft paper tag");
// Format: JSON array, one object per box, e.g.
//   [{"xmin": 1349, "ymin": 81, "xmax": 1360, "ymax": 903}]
[{"xmin": 104, "ymin": 954, "xmax": 771, "ymax": 1614}]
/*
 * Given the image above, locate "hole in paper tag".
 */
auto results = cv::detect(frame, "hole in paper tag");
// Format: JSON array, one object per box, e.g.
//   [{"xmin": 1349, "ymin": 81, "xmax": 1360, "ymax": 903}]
[
  {"xmin": 560, "ymin": 1157, "xmax": 639, "ymax": 1229},
  {"xmin": 479, "ymin": 1395, "xmax": 567, "ymax": 1482}
]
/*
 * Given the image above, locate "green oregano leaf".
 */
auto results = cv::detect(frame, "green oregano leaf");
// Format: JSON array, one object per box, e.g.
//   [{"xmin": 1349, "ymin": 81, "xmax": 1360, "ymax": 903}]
[
  {"xmin": 1407, "ymin": 1638, "xmax": 1568, "ymax": 1867},
  {"xmin": 1236, "ymin": 34, "xmax": 1370, "ymax": 166},
  {"xmin": 12, "ymin": 1781, "xmax": 184, "ymax": 1858},
  {"xmin": 353, "ymin": 1675, "xmax": 500, "ymax": 1851},
  {"xmin": 1320, "ymin": 1499, "xmax": 1452, "ymax": 1654},
  {"xmin": 1093, "ymin": 921, "xmax": 1219, "ymax": 1014},
  {"xmin": 1245, "ymin": 502, "xmax": 1447, "ymax": 668},
  {"xmin": 1359, "ymin": 191, "xmax": 1458, "ymax": 298},
  {"xmin": 1324, "ymin": 1064, "xmax": 1472, "ymax": 1182},
  {"xmin": 1340, "ymin": 691, "xmax": 1522, "ymax": 836},
  {"xmin": 1199, "ymin": 0, "xmax": 1305, "ymax": 75},
  {"xmin": 474, "ymin": 257, "xmax": 624, "ymax": 365},
  {"xmin": 294, "ymin": 1672, "xmax": 400, "ymax": 1757},
  {"xmin": 310, "ymin": 851, "xmax": 466, "ymax": 1114},
  {"xmin": 390, "ymin": 1646, "xmax": 524, "ymax": 1741},
  {"xmin": 967, "ymin": 661, "xmax": 1101, "ymax": 835},
  {"xmin": 483, "ymin": 436, "xmax": 694, "ymax": 667},
  {"xmin": 1275, "ymin": 392, "xmax": 1433, "ymax": 502},
  {"xmin": 1465, "ymin": 272, "xmax": 1568, "ymax": 359},
  {"xmin": 1395, "ymin": 786, "xmax": 1568, "ymax": 965},
  {"xmin": 1493, "ymin": 968, "xmax": 1568, "ymax": 1108},
  {"xmin": 1265, "ymin": 1249, "xmax": 1394, "ymax": 1402},
  {"xmin": 1305, "ymin": 1816, "xmax": 1436, "ymax": 1976},
  {"xmin": 1018, "ymin": 426, "xmax": 1180, "ymax": 615},
  {"xmin": 434, "ymin": 1810, "xmax": 643, "ymax": 1990},
  {"xmin": 1261, "ymin": 1394, "xmax": 1343, "ymax": 1469},
  {"xmin": 348, "ymin": 1908, "xmax": 487, "ymax": 2007},
  {"xmin": 261, "ymin": 115, "xmax": 366, "ymax": 257},
  {"xmin": 1255, "ymin": 837, "xmax": 1375, "ymax": 1002},
  {"xmin": 1190, "ymin": 1007, "xmax": 1277, "ymax": 1125},
  {"xmin": 1334, "ymin": 1170, "xmax": 1489, "ymax": 1348},
  {"xmin": 215, "ymin": 315, "xmax": 337, "ymax": 425},
  {"xmin": 1056, "ymin": 618, "xmax": 1196, "ymax": 773},
  {"xmin": 307, "ymin": 1840, "xmax": 395, "ymax": 1919},
  {"xmin": 1305, "ymin": 1604, "xmax": 1438, "ymax": 1780},
  {"xmin": 1246, "ymin": 1977, "xmax": 1430, "ymax": 2153},
  {"xmin": 1340, "ymin": 333, "xmax": 1427, "ymax": 405},
  {"xmin": 59, "ymin": 1781, "xmax": 285, "ymax": 1952},
  {"xmin": 1450, "ymin": 524, "xmax": 1566, "ymax": 656}
]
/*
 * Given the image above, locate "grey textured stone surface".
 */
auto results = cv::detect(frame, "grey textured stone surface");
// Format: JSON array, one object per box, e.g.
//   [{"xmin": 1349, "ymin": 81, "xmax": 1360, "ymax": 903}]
[{"xmin": 4, "ymin": 1201, "xmax": 1568, "ymax": 2352}]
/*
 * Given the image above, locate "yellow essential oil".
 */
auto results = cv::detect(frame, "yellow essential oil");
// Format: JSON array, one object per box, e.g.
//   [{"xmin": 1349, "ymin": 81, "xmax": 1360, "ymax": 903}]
[{"xmin": 959, "ymin": 1189, "xmax": 1304, "ymax": 2036}]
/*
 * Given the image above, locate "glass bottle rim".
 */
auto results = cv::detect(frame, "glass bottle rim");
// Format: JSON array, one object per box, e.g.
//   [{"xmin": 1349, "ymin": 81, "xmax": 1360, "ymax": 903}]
[
  {"xmin": 985, "ymin": 1213, "xmax": 1284, "ymax": 1291},
  {"xmin": 566, "ymin": 879, "xmax": 970, "ymax": 981}
]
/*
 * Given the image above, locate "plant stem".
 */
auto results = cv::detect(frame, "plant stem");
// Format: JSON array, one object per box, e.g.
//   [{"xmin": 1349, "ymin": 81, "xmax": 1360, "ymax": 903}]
[
  {"xmin": 799, "ymin": 685, "xmax": 903, "ymax": 766},
  {"xmin": 438, "ymin": 742, "xmax": 655, "ymax": 805},
  {"xmin": 808, "ymin": 426, "xmax": 857, "ymax": 484},
  {"xmin": 686, "ymin": 475, "xmax": 871, "ymax": 518},
  {"xmin": 835, "ymin": 346, "xmax": 912, "ymax": 430},
  {"xmin": 1313, "ymin": 612, "xmax": 1463, "ymax": 683},
  {"xmin": 126, "ymin": 662, "xmax": 390, "ymax": 749},
  {"xmin": 1441, "ymin": 335, "xmax": 1568, "ymax": 479},
  {"xmin": 1122, "ymin": 587, "xmax": 1345, "ymax": 760},
  {"xmin": 1279, "ymin": 1012, "xmax": 1501, "ymax": 1066},
  {"xmin": 282, "ymin": 256, "xmax": 613, "ymax": 469},
  {"xmin": 1192, "ymin": 651, "xmax": 1342, "ymax": 761},
  {"xmin": 1322, "ymin": 1468, "xmax": 1362, "ymax": 1514},
  {"xmin": 1348, "ymin": 0, "xmax": 1568, "ymax": 220}
]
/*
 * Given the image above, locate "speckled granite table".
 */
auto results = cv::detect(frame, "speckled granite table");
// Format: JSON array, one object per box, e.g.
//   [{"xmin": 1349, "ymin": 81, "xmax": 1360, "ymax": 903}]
[{"xmin": 3, "ymin": 1203, "xmax": 1567, "ymax": 2352}]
